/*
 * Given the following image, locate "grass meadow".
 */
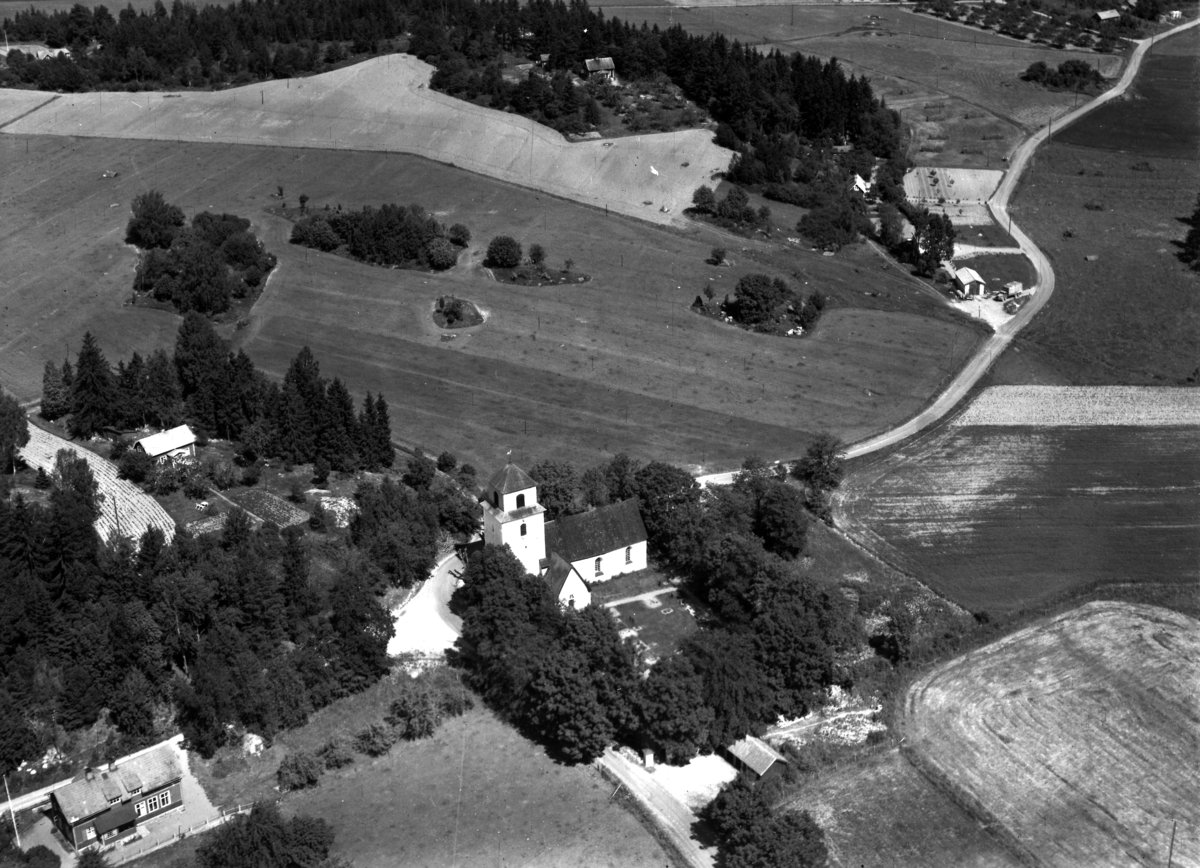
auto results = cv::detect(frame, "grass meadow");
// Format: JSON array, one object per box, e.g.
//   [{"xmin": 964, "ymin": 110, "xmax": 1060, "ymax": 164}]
[
  {"xmin": 181, "ymin": 676, "xmax": 671, "ymax": 868},
  {"xmin": 1007, "ymin": 27, "xmax": 1200, "ymax": 386},
  {"xmin": 904, "ymin": 601, "xmax": 1200, "ymax": 867},
  {"xmin": 835, "ymin": 424, "xmax": 1200, "ymax": 614},
  {"xmin": 0, "ymin": 133, "xmax": 982, "ymax": 472}
]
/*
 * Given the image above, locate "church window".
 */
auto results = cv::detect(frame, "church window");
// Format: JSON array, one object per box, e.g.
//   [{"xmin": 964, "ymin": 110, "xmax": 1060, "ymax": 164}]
[
  {"xmin": 625, "ymin": 546, "xmax": 632, "ymax": 564},
  {"xmin": 520, "ymin": 523, "xmax": 527, "ymax": 537},
  {"xmin": 594, "ymin": 557, "xmax": 603, "ymax": 577},
  {"xmin": 516, "ymin": 493, "xmax": 526, "ymax": 509}
]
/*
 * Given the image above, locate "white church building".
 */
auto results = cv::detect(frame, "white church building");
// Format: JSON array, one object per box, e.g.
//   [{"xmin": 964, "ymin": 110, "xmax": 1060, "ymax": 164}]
[{"xmin": 481, "ymin": 462, "xmax": 648, "ymax": 609}]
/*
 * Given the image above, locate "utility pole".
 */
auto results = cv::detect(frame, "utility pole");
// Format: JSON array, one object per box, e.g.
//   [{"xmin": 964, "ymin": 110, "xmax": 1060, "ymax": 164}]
[
  {"xmin": 4, "ymin": 775, "xmax": 19, "ymax": 848},
  {"xmin": 1167, "ymin": 820, "xmax": 1177, "ymax": 868}
]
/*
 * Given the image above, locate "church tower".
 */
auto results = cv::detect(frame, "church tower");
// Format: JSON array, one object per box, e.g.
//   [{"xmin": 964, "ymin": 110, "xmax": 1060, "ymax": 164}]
[{"xmin": 480, "ymin": 462, "xmax": 546, "ymax": 577}]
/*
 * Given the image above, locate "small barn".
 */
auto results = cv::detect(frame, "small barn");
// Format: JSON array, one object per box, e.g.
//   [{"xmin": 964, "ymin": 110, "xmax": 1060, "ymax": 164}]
[
  {"xmin": 543, "ymin": 498, "xmax": 648, "ymax": 583},
  {"xmin": 954, "ymin": 266, "xmax": 987, "ymax": 297},
  {"xmin": 1002, "ymin": 281, "xmax": 1024, "ymax": 298},
  {"xmin": 852, "ymin": 174, "xmax": 871, "ymax": 195},
  {"xmin": 135, "ymin": 425, "xmax": 197, "ymax": 461},
  {"xmin": 542, "ymin": 552, "xmax": 592, "ymax": 609},
  {"xmin": 1095, "ymin": 9, "xmax": 1121, "ymax": 21},
  {"xmin": 1167, "ymin": 9, "xmax": 1182, "ymax": 19},
  {"xmin": 723, "ymin": 735, "xmax": 788, "ymax": 782},
  {"xmin": 584, "ymin": 57, "xmax": 617, "ymax": 83}
]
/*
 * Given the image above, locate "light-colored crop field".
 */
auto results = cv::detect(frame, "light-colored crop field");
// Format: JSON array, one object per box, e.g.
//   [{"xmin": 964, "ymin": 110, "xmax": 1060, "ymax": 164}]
[
  {"xmin": 904, "ymin": 601, "xmax": 1200, "ymax": 867},
  {"xmin": 788, "ymin": 748, "xmax": 1023, "ymax": 868},
  {"xmin": 0, "ymin": 133, "xmax": 982, "ymax": 473},
  {"xmin": 834, "ymin": 423, "xmax": 1200, "ymax": 613},
  {"xmin": 954, "ymin": 385, "xmax": 1200, "ymax": 426},
  {"xmin": 0, "ymin": 54, "xmax": 731, "ymax": 226}
]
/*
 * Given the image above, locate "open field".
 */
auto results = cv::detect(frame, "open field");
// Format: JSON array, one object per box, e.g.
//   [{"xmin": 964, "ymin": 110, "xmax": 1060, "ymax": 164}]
[
  {"xmin": 0, "ymin": 132, "xmax": 982, "ymax": 472},
  {"xmin": 185, "ymin": 678, "xmax": 671, "ymax": 868},
  {"xmin": 834, "ymin": 422, "xmax": 1200, "ymax": 613},
  {"xmin": 904, "ymin": 601, "xmax": 1200, "ymax": 866},
  {"xmin": 953, "ymin": 385, "xmax": 1200, "ymax": 426},
  {"xmin": 0, "ymin": 53, "xmax": 730, "ymax": 226},
  {"xmin": 788, "ymin": 748, "xmax": 1023, "ymax": 868},
  {"xmin": 1055, "ymin": 28, "xmax": 1200, "ymax": 159}
]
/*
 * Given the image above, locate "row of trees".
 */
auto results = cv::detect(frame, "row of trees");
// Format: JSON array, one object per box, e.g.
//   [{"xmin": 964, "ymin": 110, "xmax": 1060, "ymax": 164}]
[
  {"xmin": 290, "ymin": 203, "xmax": 470, "ymax": 271},
  {"xmin": 129, "ymin": 192, "xmax": 277, "ymax": 315},
  {"xmin": 1022, "ymin": 59, "xmax": 1106, "ymax": 91},
  {"xmin": 45, "ymin": 317, "xmax": 396, "ymax": 473}
]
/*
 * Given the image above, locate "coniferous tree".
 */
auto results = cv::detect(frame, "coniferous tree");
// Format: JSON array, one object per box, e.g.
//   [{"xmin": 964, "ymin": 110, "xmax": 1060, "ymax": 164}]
[
  {"xmin": 144, "ymin": 348, "xmax": 183, "ymax": 429},
  {"xmin": 372, "ymin": 394, "xmax": 394, "ymax": 468},
  {"xmin": 40, "ymin": 360, "xmax": 70, "ymax": 420},
  {"xmin": 69, "ymin": 331, "xmax": 115, "ymax": 438},
  {"xmin": 174, "ymin": 312, "xmax": 229, "ymax": 434},
  {"xmin": 114, "ymin": 352, "xmax": 148, "ymax": 428},
  {"xmin": 0, "ymin": 390, "xmax": 29, "ymax": 474},
  {"xmin": 323, "ymin": 378, "xmax": 360, "ymax": 471},
  {"xmin": 357, "ymin": 392, "xmax": 379, "ymax": 470}
]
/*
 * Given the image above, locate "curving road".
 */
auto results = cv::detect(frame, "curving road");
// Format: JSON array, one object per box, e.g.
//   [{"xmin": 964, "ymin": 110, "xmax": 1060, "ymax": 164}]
[{"xmin": 697, "ymin": 18, "xmax": 1200, "ymax": 483}]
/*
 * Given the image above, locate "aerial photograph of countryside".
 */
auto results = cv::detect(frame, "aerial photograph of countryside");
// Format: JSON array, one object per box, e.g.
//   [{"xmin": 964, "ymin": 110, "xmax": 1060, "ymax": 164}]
[{"xmin": 0, "ymin": 0, "xmax": 1196, "ymax": 863}]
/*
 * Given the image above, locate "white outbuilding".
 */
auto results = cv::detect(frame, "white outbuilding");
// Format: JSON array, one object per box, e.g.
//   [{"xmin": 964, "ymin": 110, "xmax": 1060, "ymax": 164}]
[{"xmin": 134, "ymin": 425, "xmax": 197, "ymax": 461}]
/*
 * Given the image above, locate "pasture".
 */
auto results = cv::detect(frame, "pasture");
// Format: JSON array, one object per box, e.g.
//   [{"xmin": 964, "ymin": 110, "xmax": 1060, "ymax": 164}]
[
  {"xmin": 904, "ymin": 601, "xmax": 1200, "ymax": 867},
  {"xmin": 834, "ymin": 420, "xmax": 1200, "ymax": 614},
  {"xmin": 1055, "ymin": 27, "xmax": 1200, "ymax": 160},
  {"xmin": 188, "ymin": 680, "xmax": 671, "ymax": 868},
  {"xmin": 788, "ymin": 749, "xmax": 1023, "ymax": 868},
  {"xmin": 0, "ymin": 134, "xmax": 982, "ymax": 473},
  {"xmin": 0, "ymin": 54, "xmax": 731, "ymax": 226},
  {"xmin": 1009, "ymin": 146, "xmax": 1200, "ymax": 383}
]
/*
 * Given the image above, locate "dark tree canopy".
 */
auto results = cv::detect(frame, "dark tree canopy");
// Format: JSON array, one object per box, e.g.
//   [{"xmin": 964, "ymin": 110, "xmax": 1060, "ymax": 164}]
[
  {"xmin": 0, "ymin": 391, "xmax": 29, "ymax": 474},
  {"xmin": 125, "ymin": 190, "xmax": 184, "ymax": 250},
  {"xmin": 486, "ymin": 235, "xmax": 523, "ymax": 268}
]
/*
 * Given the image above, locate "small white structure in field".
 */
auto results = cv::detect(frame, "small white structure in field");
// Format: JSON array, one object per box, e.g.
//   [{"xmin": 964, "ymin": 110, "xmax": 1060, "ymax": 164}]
[
  {"xmin": 135, "ymin": 425, "xmax": 197, "ymax": 461},
  {"xmin": 852, "ymin": 174, "xmax": 871, "ymax": 195},
  {"xmin": 954, "ymin": 267, "xmax": 987, "ymax": 297},
  {"xmin": 1167, "ymin": 9, "xmax": 1182, "ymax": 18},
  {"xmin": 1095, "ymin": 9, "xmax": 1121, "ymax": 21},
  {"xmin": 1004, "ymin": 281, "xmax": 1024, "ymax": 298},
  {"xmin": 242, "ymin": 733, "xmax": 264, "ymax": 756}
]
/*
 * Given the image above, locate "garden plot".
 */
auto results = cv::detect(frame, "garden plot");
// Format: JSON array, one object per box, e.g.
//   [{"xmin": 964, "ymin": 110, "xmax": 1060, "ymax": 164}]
[
  {"xmin": 905, "ymin": 601, "xmax": 1200, "ymax": 867},
  {"xmin": 904, "ymin": 167, "xmax": 1002, "ymax": 225},
  {"xmin": 953, "ymin": 386, "xmax": 1200, "ymax": 427},
  {"xmin": 231, "ymin": 488, "xmax": 309, "ymax": 527},
  {"xmin": 17, "ymin": 424, "xmax": 176, "ymax": 545},
  {"xmin": 0, "ymin": 54, "xmax": 731, "ymax": 226}
]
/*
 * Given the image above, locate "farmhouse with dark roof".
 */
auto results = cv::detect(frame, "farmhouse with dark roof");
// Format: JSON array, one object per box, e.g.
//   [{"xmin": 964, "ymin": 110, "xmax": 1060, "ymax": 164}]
[
  {"xmin": 481, "ymin": 462, "xmax": 648, "ymax": 607},
  {"xmin": 49, "ymin": 744, "xmax": 183, "ymax": 852}
]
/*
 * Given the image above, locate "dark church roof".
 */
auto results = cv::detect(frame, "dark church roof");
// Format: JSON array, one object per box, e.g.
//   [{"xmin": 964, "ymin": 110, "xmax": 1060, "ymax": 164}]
[
  {"xmin": 544, "ymin": 498, "xmax": 647, "ymax": 563},
  {"xmin": 542, "ymin": 552, "xmax": 581, "ymax": 598},
  {"xmin": 486, "ymin": 463, "xmax": 536, "ymax": 496}
]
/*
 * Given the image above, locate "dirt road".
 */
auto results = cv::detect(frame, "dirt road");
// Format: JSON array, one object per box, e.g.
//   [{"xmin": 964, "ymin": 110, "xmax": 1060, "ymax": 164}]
[{"xmin": 387, "ymin": 551, "xmax": 463, "ymax": 656}]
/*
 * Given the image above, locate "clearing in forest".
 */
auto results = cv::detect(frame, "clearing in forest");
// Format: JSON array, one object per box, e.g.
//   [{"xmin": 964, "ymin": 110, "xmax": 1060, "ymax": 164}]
[{"xmin": 904, "ymin": 601, "xmax": 1200, "ymax": 867}]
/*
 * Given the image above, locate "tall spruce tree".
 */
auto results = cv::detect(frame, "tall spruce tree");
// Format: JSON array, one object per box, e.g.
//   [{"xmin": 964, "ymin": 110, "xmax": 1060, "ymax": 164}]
[
  {"xmin": 114, "ymin": 352, "xmax": 148, "ymax": 428},
  {"xmin": 0, "ymin": 391, "xmax": 29, "ymax": 474},
  {"xmin": 323, "ymin": 378, "xmax": 360, "ymax": 471},
  {"xmin": 69, "ymin": 332, "xmax": 115, "ymax": 438},
  {"xmin": 40, "ymin": 360, "xmax": 70, "ymax": 421},
  {"xmin": 144, "ymin": 348, "xmax": 183, "ymax": 429},
  {"xmin": 357, "ymin": 393, "xmax": 379, "ymax": 470},
  {"xmin": 174, "ymin": 312, "xmax": 229, "ymax": 434},
  {"xmin": 372, "ymin": 394, "xmax": 394, "ymax": 468}
]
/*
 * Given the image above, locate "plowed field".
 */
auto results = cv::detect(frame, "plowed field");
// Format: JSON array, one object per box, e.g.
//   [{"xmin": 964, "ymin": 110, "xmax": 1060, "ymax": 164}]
[
  {"xmin": 835, "ymin": 422, "xmax": 1200, "ymax": 613},
  {"xmin": 905, "ymin": 601, "xmax": 1200, "ymax": 867}
]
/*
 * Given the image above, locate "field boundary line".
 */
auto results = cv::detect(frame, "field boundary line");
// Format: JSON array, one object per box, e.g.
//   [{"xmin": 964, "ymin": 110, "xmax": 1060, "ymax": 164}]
[{"xmin": 0, "ymin": 94, "xmax": 58, "ymax": 131}]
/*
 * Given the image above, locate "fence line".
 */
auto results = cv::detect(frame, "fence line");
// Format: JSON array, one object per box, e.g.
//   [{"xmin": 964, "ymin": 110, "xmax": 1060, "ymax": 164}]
[{"xmin": 108, "ymin": 803, "xmax": 254, "ymax": 866}]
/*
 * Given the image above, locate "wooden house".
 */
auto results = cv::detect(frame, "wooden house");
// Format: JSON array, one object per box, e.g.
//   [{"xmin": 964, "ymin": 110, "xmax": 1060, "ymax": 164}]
[
  {"xmin": 134, "ymin": 425, "xmax": 197, "ymax": 461},
  {"xmin": 723, "ymin": 735, "xmax": 788, "ymax": 782}
]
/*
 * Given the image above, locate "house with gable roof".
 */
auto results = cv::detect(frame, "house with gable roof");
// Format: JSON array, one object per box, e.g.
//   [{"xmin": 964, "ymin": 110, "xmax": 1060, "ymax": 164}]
[
  {"xmin": 48, "ymin": 744, "xmax": 183, "ymax": 852},
  {"xmin": 723, "ymin": 735, "xmax": 788, "ymax": 782},
  {"xmin": 480, "ymin": 461, "xmax": 648, "ymax": 607},
  {"xmin": 134, "ymin": 424, "xmax": 197, "ymax": 462}
]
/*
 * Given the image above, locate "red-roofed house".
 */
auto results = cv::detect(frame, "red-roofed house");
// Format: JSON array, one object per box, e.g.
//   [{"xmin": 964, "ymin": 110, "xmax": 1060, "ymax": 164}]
[
  {"xmin": 49, "ymin": 745, "xmax": 183, "ymax": 852},
  {"xmin": 481, "ymin": 462, "xmax": 648, "ymax": 606}
]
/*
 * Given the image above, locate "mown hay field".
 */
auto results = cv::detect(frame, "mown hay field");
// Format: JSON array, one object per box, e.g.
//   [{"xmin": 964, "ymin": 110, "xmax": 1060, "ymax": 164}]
[
  {"xmin": 0, "ymin": 133, "xmax": 982, "ymax": 472},
  {"xmin": 0, "ymin": 53, "xmax": 730, "ymax": 225},
  {"xmin": 788, "ymin": 748, "xmax": 1023, "ymax": 868},
  {"xmin": 954, "ymin": 385, "xmax": 1200, "ymax": 426},
  {"xmin": 904, "ymin": 601, "xmax": 1200, "ymax": 867},
  {"xmin": 834, "ymin": 422, "xmax": 1200, "ymax": 613}
]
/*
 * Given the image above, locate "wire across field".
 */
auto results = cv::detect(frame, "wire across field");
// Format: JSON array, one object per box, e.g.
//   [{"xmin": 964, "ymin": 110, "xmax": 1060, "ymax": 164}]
[
  {"xmin": 904, "ymin": 601, "xmax": 1200, "ymax": 867},
  {"xmin": 834, "ymin": 423, "xmax": 1200, "ymax": 613}
]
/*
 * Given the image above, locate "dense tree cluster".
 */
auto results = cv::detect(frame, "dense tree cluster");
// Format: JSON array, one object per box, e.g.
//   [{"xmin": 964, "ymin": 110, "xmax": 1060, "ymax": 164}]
[
  {"xmin": 196, "ymin": 801, "xmax": 335, "ymax": 868},
  {"xmin": 452, "ymin": 452, "xmax": 857, "ymax": 764},
  {"xmin": 703, "ymin": 777, "xmax": 829, "ymax": 868},
  {"xmin": 129, "ymin": 193, "xmax": 277, "ymax": 315},
  {"xmin": 290, "ymin": 202, "xmax": 467, "ymax": 271},
  {"xmin": 725, "ymin": 273, "xmax": 825, "ymax": 334},
  {"xmin": 689, "ymin": 186, "xmax": 770, "ymax": 233},
  {"xmin": 0, "ymin": 391, "xmax": 31, "ymax": 476},
  {"xmin": 1022, "ymin": 59, "xmax": 1105, "ymax": 90},
  {"xmin": 48, "ymin": 318, "xmax": 396, "ymax": 474},
  {"xmin": 1179, "ymin": 193, "xmax": 1200, "ymax": 272}
]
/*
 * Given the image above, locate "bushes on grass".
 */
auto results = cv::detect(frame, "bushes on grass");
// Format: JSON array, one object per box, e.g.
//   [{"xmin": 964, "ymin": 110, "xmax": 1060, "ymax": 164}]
[
  {"xmin": 318, "ymin": 737, "xmax": 354, "ymax": 769},
  {"xmin": 354, "ymin": 722, "xmax": 395, "ymax": 756},
  {"xmin": 486, "ymin": 235, "xmax": 522, "ymax": 268},
  {"xmin": 425, "ymin": 238, "xmax": 459, "ymax": 271},
  {"xmin": 448, "ymin": 224, "xmax": 471, "ymax": 247},
  {"xmin": 291, "ymin": 203, "xmax": 469, "ymax": 272},
  {"xmin": 277, "ymin": 751, "xmax": 324, "ymax": 791}
]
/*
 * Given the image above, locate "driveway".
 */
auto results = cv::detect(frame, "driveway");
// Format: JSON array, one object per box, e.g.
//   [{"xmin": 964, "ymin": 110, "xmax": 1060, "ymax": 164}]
[{"xmin": 387, "ymin": 552, "xmax": 464, "ymax": 656}]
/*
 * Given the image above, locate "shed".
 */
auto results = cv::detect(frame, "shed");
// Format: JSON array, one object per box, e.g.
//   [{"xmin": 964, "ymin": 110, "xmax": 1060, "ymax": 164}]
[
  {"xmin": 584, "ymin": 57, "xmax": 617, "ymax": 83},
  {"xmin": 852, "ymin": 174, "xmax": 871, "ymax": 195},
  {"xmin": 134, "ymin": 425, "xmax": 197, "ymax": 461},
  {"xmin": 1167, "ymin": 10, "xmax": 1182, "ymax": 18},
  {"xmin": 1003, "ymin": 281, "xmax": 1024, "ymax": 298},
  {"xmin": 242, "ymin": 733, "xmax": 264, "ymax": 756},
  {"xmin": 723, "ymin": 735, "xmax": 788, "ymax": 781},
  {"xmin": 1095, "ymin": 9, "xmax": 1121, "ymax": 21},
  {"xmin": 954, "ymin": 266, "xmax": 986, "ymax": 297}
]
